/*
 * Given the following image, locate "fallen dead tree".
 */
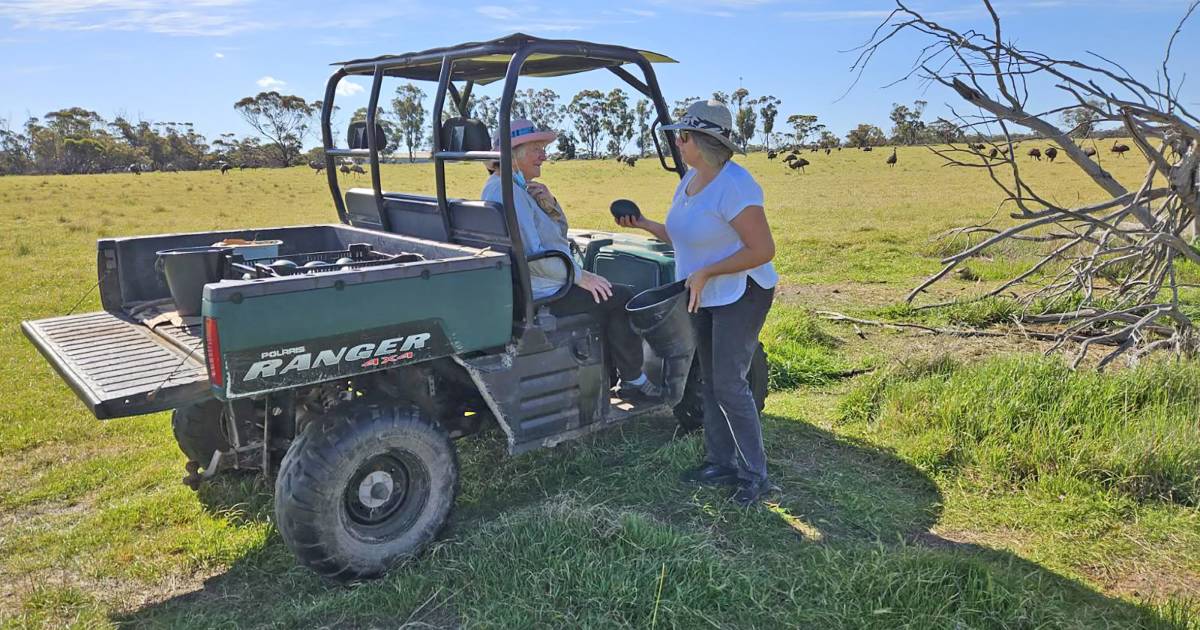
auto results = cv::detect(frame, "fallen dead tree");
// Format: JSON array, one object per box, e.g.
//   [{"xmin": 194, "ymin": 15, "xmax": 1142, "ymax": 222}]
[{"xmin": 850, "ymin": 0, "xmax": 1200, "ymax": 369}]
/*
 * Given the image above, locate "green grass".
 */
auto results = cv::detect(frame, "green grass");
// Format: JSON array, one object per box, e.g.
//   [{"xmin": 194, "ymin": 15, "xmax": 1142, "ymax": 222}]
[
  {"xmin": 761, "ymin": 307, "xmax": 852, "ymax": 389},
  {"xmin": 1, "ymin": 149, "xmax": 1197, "ymax": 627},
  {"xmin": 838, "ymin": 355, "xmax": 1200, "ymax": 505}
]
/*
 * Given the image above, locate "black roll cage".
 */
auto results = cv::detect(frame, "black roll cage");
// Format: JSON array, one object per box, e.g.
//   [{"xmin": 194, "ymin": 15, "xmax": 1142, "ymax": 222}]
[{"xmin": 319, "ymin": 35, "xmax": 686, "ymax": 338}]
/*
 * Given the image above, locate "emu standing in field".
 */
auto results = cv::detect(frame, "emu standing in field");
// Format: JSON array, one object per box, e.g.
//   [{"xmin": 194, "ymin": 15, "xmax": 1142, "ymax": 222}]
[
  {"xmin": 339, "ymin": 164, "xmax": 352, "ymax": 176},
  {"xmin": 1027, "ymin": 148, "xmax": 1042, "ymax": 161},
  {"xmin": 1111, "ymin": 142, "xmax": 1131, "ymax": 157},
  {"xmin": 783, "ymin": 154, "xmax": 797, "ymax": 164},
  {"xmin": 128, "ymin": 163, "xmax": 141, "ymax": 175},
  {"xmin": 767, "ymin": 151, "xmax": 778, "ymax": 159},
  {"xmin": 1045, "ymin": 147, "xmax": 1058, "ymax": 162},
  {"xmin": 789, "ymin": 157, "xmax": 809, "ymax": 173},
  {"xmin": 309, "ymin": 161, "xmax": 325, "ymax": 173},
  {"xmin": 219, "ymin": 162, "xmax": 232, "ymax": 175},
  {"xmin": 623, "ymin": 156, "xmax": 638, "ymax": 167},
  {"xmin": 988, "ymin": 147, "xmax": 999, "ymax": 159},
  {"xmin": 350, "ymin": 164, "xmax": 367, "ymax": 176},
  {"xmin": 862, "ymin": 146, "xmax": 873, "ymax": 152},
  {"xmin": 824, "ymin": 147, "xmax": 832, "ymax": 155},
  {"xmin": 886, "ymin": 148, "xmax": 897, "ymax": 167}
]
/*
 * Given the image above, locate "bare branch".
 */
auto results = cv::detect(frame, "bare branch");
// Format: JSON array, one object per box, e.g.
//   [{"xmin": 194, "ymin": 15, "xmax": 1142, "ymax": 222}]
[{"xmin": 855, "ymin": 0, "xmax": 1200, "ymax": 365}]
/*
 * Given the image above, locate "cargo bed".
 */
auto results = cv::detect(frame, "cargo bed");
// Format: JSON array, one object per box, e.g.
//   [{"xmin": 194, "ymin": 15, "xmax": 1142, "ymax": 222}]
[
  {"xmin": 25, "ymin": 223, "xmax": 513, "ymax": 418},
  {"xmin": 22, "ymin": 311, "xmax": 210, "ymax": 419}
]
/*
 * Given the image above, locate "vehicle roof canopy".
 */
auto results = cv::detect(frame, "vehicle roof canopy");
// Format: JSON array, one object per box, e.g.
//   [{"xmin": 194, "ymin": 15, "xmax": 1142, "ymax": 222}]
[{"xmin": 332, "ymin": 33, "xmax": 676, "ymax": 84}]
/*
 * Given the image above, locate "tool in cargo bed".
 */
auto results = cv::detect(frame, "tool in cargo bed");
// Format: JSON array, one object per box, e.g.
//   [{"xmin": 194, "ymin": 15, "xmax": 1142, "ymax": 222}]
[{"xmin": 224, "ymin": 242, "xmax": 425, "ymax": 279}]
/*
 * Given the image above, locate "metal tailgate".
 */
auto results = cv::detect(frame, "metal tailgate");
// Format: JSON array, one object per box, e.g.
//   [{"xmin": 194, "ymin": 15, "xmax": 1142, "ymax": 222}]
[{"xmin": 22, "ymin": 311, "xmax": 211, "ymax": 419}]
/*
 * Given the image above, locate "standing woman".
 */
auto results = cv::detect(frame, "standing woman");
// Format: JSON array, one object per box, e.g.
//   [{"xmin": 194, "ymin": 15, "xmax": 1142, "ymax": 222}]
[{"xmin": 617, "ymin": 100, "xmax": 778, "ymax": 506}]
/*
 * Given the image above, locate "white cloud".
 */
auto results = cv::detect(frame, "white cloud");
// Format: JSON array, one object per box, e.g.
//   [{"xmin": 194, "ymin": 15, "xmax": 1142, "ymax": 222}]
[
  {"xmin": 779, "ymin": 9, "xmax": 893, "ymax": 21},
  {"xmin": 476, "ymin": 5, "xmax": 519, "ymax": 20},
  {"xmin": 0, "ymin": 0, "xmax": 267, "ymax": 36},
  {"xmin": 780, "ymin": 6, "xmax": 985, "ymax": 22},
  {"xmin": 336, "ymin": 80, "xmax": 365, "ymax": 97},
  {"xmin": 213, "ymin": 51, "xmax": 224, "ymax": 58},
  {"xmin": 648, "ymin": 0, "xmax": 773, "ymax": 8},
  {"xmin": 474, "ymin": 5, "xmax": 612, "ymax": 33},
  {"xmin": 256, "ymin": 76, "xmax": 286, "ymax": 89}
]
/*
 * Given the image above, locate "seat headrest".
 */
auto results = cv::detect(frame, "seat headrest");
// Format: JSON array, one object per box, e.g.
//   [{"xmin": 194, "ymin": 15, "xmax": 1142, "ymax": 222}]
[
  {"xmin": 441, "ymin": 118, "xmax": 492, "ymax": 153},
  {"xmin": 347, "ymin": 121, "xmax": 386, "ymax": 150}
]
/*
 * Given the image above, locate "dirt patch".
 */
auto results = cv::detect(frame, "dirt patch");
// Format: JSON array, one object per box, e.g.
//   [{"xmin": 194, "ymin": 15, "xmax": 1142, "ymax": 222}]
[
  {"xmin": 778, "ymin": 282, "xmax": 907, "ymax": 311},
  {"xmin": 778, "ymin": 281, "xmax": 984, "ymax": 312},
  {"xmin": 1107, "ymin": 569, "xmax": 1200, "ymax": 601},
  {"xmin": 912, "ymin": 527, "xmax": 1200, "ymax": 606},
  {"xmin": 823, "ymin": 322, "xmax": 1057, "ymax": 368}
]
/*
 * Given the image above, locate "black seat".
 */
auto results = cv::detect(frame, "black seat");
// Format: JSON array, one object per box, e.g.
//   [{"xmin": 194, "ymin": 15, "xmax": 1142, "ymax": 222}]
[
  {"xmin": 441, "ymin": 118, "xmax": 492, "ymax": 153},
  {"xmin": 448, "ymin": 200, "xmax": 510, "ymax": 251},
  {"xmin": 345, "ymin": 188, "xmax": 450, "ymax": 241}
]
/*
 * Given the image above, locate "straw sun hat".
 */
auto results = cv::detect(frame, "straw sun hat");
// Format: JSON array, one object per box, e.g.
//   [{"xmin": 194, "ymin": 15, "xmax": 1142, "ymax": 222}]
[
  {"xmin": 661, "ymin": 99, "xmax": 743, "ymax": 154},
  {"xmin": 493, "ymin": 118, "xmax": 557, "ymax": 151}
]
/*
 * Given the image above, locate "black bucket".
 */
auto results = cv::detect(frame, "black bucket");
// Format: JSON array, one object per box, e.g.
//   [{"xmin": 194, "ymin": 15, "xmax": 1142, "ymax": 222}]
[
  {"xmin": 626, "ymin": 280, "xmax": 695, "ymax": 358},
  {"xmin": 156, "ymin": 246, "xmax": 229, "ymax": 316}
]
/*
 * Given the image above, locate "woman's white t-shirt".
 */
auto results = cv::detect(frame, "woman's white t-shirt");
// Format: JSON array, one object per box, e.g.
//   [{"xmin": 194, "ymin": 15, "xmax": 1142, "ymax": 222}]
[{"xmin": 665, "ymin": 161, "xmax": 778, "ymax": 308}]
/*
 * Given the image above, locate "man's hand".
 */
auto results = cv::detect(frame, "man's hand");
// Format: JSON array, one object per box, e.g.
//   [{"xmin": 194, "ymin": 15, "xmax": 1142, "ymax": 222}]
[{"xmin": 575, "ymin": 270, "xmax": 613, "ymax": 303}]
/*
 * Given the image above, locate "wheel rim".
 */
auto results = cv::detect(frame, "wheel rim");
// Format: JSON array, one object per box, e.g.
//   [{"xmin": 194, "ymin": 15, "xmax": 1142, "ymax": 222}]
[{"xmin": 343, "ymin": 451, "xmax": 429, "ymax": 539}]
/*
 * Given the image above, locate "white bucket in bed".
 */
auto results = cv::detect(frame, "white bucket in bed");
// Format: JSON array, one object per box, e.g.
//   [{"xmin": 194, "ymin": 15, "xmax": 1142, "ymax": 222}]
[{"xmin": 212, "ymin": 238, "xmax": 282, "ymax": 260}]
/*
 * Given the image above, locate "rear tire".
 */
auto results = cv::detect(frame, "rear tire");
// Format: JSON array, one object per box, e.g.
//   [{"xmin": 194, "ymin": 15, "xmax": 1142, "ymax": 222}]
[
  {"xmin": 274, "ymin": 402, "xmax": 458, "ymax": 582},
  {"xmin": 171, "ymin": 398, "xmax": 256, "ymax": 465},
  {"xmin": 673, "ymin": 343, "xmax": 769, "ymax": 432}
]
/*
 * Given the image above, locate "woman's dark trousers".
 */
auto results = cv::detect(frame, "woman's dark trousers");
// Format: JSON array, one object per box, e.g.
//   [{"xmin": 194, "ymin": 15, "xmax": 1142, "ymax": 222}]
[{"xmin": 692, "ymin": 279, "xmax": 774, "ymax": 483}]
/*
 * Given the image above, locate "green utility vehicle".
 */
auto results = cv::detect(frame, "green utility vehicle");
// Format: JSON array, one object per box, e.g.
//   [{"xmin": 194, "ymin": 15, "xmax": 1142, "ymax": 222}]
[{"xmin": 22, "ymin": 34, "xmax": 766, "ymax": 581}]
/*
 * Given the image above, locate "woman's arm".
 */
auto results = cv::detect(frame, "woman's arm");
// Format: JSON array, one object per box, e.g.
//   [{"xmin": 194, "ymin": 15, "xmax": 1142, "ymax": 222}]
[
  {"xmin": 616, "ymin": 215, "xmax": 670, "ymax": 243},
  {"xmin": 684, "ymin": 205, "xmax": 775, "ymax": 312}
]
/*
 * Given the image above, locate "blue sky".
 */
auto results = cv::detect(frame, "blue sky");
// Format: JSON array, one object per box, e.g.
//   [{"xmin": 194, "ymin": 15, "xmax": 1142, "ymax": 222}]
[{"xmin": 1, "ymin": 0, "xmax": 1197, "ymax": 147}]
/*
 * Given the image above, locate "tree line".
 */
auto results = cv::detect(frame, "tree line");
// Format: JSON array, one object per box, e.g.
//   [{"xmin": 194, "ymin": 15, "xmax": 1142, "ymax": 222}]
[{"xmin": 0, "ymin": 85, "xmax": 1119, "ymax": 176}]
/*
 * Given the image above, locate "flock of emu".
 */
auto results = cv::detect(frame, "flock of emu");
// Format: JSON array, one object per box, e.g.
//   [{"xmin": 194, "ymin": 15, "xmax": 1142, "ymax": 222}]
[
  {"xmin": 130, "ymin": 140, "xmax": 1133, "ymax": 178},
  {"xmin": 966, "ymin": 141, "xmax": 1128, "ymax": 161},
  {"xmin": 760, "ymin": 140, "xmax": 1131, "ymax": 174}
]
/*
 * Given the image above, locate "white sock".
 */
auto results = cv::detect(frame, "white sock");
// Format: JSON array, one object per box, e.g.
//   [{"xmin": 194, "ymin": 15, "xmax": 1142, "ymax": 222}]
[{"xmin": 625, "ymin": 373, "xmax": 647, "ymax": 386}]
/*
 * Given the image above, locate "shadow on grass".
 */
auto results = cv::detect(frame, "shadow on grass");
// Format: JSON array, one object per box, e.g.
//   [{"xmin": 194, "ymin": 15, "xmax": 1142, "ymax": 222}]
[{"xmin": 116, "ymin": 410, "xmax": 1182, "ymax": 628}]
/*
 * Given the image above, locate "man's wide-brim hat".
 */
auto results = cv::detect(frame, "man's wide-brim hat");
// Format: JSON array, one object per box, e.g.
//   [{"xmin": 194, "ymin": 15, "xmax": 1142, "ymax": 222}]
[
  {"xmin": 661, "ymin": 99, "xmax": 743, "ymax": 154},
  {"xmin": 494, "ymin": 118, "xmax": 557, "ymax": 150}
]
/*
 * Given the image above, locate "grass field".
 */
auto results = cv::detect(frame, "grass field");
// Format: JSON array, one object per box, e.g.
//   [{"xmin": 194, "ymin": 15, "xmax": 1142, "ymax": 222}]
[{"xmin": 1, "ymin": 145, "xmax": 1197, "ymax": 628}]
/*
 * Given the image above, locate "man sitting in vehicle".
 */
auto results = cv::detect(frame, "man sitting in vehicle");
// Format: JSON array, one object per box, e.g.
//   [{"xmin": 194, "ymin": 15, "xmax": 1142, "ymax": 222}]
[{"xmin": 482, "ymin": 119, "xmax": 660, "ymax": 399}]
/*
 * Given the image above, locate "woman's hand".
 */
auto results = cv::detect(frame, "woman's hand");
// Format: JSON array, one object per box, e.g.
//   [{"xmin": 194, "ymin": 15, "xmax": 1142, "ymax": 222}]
[
  {"xmin": 615, "ymin": 215, "xmax": 647, "ymax": 230},
  {"xmin": 616, "ymin": 214, "xmax": 671, "ymax": 243},
  {"xmin": 685, "ymin": 268, "xmax": 712, "ymax": 313},
  {"xmin": 526, "ymin": 181, "xmax": 556, "ymax": 209},
  {"xmin": 575, "ymin": 270, "xmax": 613, "ymax": 303}
]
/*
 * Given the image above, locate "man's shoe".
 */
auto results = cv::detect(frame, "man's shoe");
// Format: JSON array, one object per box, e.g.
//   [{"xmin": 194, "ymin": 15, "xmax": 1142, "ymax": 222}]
[
  {"xmin": 617, "ymin": 378, "xmax": 662, "ymax": 400},
  {"xmin": 680, "ymin": 463, "xmax": 739, "ymax": 486},
  {"xmin": 731, "ymin": 477, "xmax": 773, "ymax": 508}
]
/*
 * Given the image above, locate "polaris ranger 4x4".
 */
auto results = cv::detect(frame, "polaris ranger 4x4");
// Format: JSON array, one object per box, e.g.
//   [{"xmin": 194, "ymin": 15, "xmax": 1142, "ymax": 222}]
[{"xmin": 21, "ymin": 34, "xmax": 766, "ymax": 581}]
